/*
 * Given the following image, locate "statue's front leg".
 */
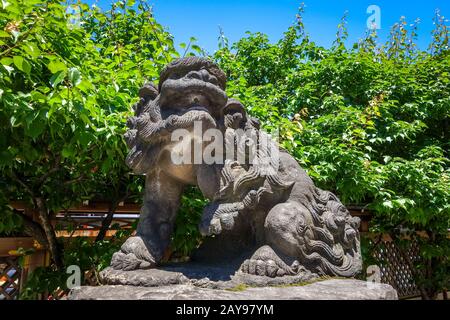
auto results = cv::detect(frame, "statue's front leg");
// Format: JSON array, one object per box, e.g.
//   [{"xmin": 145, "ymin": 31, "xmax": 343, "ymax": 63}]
[
  {"xmin": 239, "ymin": 202, "xmax": 307, "ymax": 278},
  {"xmin": 111, "ymin": 171, "xmax": 183, "ymax": 270}
]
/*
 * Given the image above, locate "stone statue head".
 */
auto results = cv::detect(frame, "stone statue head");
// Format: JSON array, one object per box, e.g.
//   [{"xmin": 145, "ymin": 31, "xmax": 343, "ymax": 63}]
[{"xmin": 124, "ymin": 57, "xmax": 229, "ymax": 175}]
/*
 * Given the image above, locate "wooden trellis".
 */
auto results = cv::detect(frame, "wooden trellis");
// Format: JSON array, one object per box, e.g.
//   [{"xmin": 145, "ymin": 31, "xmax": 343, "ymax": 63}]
[
  {"xmin": 0, "ymin": 257, "xmax": 22, "ymax": 300},
  {"xmin": 12, "ymin": 201, "xmax": 139, "ymax": 239},
  {"xmin": 373, "ymin": 240, "xmax": 422, "ymax": 299}
]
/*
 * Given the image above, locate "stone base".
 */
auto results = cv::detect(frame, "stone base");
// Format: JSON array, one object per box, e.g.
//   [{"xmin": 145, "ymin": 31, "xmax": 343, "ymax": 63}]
[
  {"xmin": 68, "ymin": 266, "xmax": 397, "ymax": 300},
  {"xmin": 98, "ymin": 266, "xmax": 318, "ymax": 289},
  {"xmin": 68, "ymin": 279, "xmax": 398, "ymax": 300}
]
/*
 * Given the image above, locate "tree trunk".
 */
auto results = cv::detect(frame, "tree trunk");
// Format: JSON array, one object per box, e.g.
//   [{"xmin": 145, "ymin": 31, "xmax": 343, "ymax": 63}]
[
  {"xmin": 13, "ymin": 209, "xmax": 49, "ymax": 248},
  {"xmin": 35, "ymin": 197, "xmax": 64, "ymax": 270},
  {"xmin": 95, "ymin": 201, "xmax": 118, "ymax": 242}
]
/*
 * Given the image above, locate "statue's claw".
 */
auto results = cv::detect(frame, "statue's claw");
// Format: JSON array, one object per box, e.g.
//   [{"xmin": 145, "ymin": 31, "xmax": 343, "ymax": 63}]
[
  {"xmin": 110, "ymin": 236, "xmax": 156, "ymax": 271},
  {"xmin": 238, "ymin": 245, "xmax": 300, "ymax": 278},
  {"xmin": 199, "ymin": 211, "xmax": 239, "ymax": 237},
  {"xmin": 240, "ymin": 258, "xmax": 297, "ymax": 277},
  {"xmin": 110, "ymin": 252, "xmax": 153, "ymax": 271}
]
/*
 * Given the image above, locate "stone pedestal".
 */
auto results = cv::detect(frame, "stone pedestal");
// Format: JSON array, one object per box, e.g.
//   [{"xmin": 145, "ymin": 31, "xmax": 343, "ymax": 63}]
[{"xmin": 68, "ymin": 267, "xmax": 398, "ymax": 300}]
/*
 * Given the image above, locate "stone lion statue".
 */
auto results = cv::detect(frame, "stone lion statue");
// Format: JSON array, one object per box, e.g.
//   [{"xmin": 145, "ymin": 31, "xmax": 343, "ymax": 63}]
[{"xmin": 111, "ymin": 57, "xmax": 362, "ymax": 278}]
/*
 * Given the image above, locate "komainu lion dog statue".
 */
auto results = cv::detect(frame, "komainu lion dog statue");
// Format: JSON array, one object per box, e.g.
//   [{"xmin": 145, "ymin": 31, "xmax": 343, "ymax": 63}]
[{"xmin": 110, "ymin": 57, "xmax": 362, "ymax": 279}]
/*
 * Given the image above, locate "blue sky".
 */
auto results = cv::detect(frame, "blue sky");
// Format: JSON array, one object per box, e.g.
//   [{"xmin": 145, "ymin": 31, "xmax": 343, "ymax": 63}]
[{"xmin": 90, "ymin": 0, "xmax": 450, "ymax": 54}]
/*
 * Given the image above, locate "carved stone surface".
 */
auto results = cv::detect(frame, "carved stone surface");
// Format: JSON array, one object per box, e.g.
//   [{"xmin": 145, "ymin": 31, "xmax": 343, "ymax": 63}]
[
  {"xmin": 111, "ymin": 56, "xmax": 363, "ymax": 281},
  {"xmin": 68, "ymin": 279, "xmax": 398, "ymax": 300},
  {"xmin": 100, "ymin": 267, "xmax": 190, "ymax": 287},
  {"xmin": 99, "ymin": 266, "xmax": 317, "ymax": 290}
]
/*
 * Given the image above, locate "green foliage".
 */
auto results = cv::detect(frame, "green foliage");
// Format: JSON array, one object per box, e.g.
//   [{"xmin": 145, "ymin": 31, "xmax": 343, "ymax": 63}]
[
  {"xmin": 0, "ymin": 210, "xmax": 22, "ymax": 235},
  {"xmin": 19, "ymin": 266, "xmax": 67, "ymax": 300},
  {"xmin": 0, "ymin": 203, "xmax": 22, "ymax": 236},
  {"xmin": 0, "ymin": 3, "xmax": 173, "ymax": 225},
  {"xmin": 0, "ymin": 184, "xmax": 22, "ymax": 235},
  {"xmin": 171, "ymin": 187, "xmax": 207, "ymax": 258},
  {"xmin": 0, "ymin": 0, "xmax": 177, "ymax": 212}
]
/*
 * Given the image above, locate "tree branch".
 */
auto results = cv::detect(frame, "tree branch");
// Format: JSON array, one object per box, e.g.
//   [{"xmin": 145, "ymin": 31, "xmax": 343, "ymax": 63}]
[
  {"xmin": 62, "ymin": 174, "xmax": 86, "ymax": 186},
  {"xmin": 37, "ymin": 154, "xmax": 61, "ymax": 186},
  {"xmin": 12, "ymin": 209, "xmax": 49, "ymax": 248},
  {"xmin": 10, "ymin": 170, "xmax": 35, "ymax": 198},
  {"xmin": 34, "ymin": 197, "xmax": 64, "ymax": 270}
]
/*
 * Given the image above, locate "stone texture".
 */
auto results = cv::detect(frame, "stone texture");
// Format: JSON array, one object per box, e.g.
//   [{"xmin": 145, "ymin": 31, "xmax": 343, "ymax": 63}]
[
  {"xmin": 68, "ymin": 279, "xmax": 398, "ymax": 300},
  {"xmin": 99, "ymin": 266, "xmax": 318, "ymax": 290},
  {"xmin": 100, "ymin": 267, "xmax": 190, "ymax": 287}
]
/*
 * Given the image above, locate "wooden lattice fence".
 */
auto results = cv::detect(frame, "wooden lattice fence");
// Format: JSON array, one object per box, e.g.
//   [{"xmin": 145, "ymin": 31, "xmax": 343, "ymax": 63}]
[
  {"xmin": 0, "ymin": 237, "xmax": 49, "ymax": 300},
  {"xmin": 0, "ymin": 257, "xmax": 22, "ymax": 300},
  {"xmin": 372, "ymin": 240, "xmax": 422, "ymax": 298}
]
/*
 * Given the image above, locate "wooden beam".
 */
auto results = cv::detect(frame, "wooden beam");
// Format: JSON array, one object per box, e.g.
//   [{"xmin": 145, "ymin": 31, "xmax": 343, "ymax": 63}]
[
  {"xmin": 10, "ymin": 201, "xmax": 141, "ymax": 214},
  {"xmin": 56, "ymin": 230, "xmax": 121, "ymax": 238}
]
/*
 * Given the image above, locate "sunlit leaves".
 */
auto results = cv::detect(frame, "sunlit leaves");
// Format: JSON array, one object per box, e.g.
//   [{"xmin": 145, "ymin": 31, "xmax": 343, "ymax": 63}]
[
  {"xmin": 68, "ymin": 67, "xmax": 81, "ymax": 86},
  {"xmin": 13, "ymin": 55, "xmax": 31, "ymax": 73},
  {"xmin": 49, "ymin": 70, "xmax": 65, "ymax": 87},
  {"xmin": 47, "ymin": 59, "xmax": 66, "ymax": 74}
]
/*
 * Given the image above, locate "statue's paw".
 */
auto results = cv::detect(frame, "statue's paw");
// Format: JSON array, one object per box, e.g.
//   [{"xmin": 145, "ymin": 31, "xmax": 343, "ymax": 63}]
[
  {"xmin": 110, "ymin": 236, "xmax": 156, "ymax": 270},
  {"xmin": 199, "ymin": 213, "xmax": 237, "ymax": 236},
  {"xmin": 110, "ymin": 252, "xmax": 153, "ymax": 271},
  {"xmin": 239, "ymin": 245, "xmax": 305, "ymax": 278},
  {"xmin": 240, "ymin": 258, "xmax": 277, "ymax": 277},
  {"xmin": 240, "ymin": 258, "xmax": 298, "ymax": 277},
  {"xmin": 199, "ymin": 217, "xmax": 220, "ymax": 236}
]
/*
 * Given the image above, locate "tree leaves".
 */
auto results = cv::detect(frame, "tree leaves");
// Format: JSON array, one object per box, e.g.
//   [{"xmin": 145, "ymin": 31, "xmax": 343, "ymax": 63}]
[
  {"xmin": 26, "ymin": 118, "xmax": 46, "ymax": 139},
  {"xmin": 49, "ymin": 70, "xmax": 66, "ymax": 87},
  {"xmin": 13, "ymin": 56, "xmax": 31, "ymax": 74},
  {"xmin": 47, "ymin": 60, "xmax": 67, "ymax": 74},
  {"xmin": 68, "ymin": 67, "xmax": 81, "ymax": 86}
]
